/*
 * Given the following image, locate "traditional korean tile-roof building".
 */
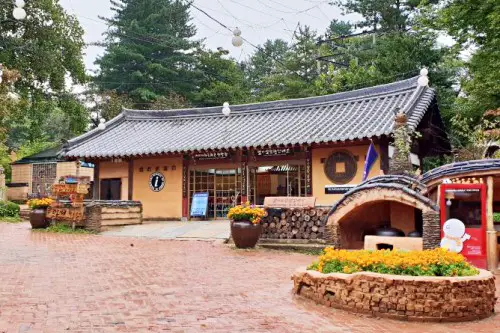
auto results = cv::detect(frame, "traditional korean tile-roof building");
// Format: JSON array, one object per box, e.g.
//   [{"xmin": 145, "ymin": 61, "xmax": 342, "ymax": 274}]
[
  {"xmin": 62, "ymin": 74, "xmax": 450, "ymax": 220},
  {"xmin": 7, "ymin": 146, "xmax": 94, "ymax": 201}
]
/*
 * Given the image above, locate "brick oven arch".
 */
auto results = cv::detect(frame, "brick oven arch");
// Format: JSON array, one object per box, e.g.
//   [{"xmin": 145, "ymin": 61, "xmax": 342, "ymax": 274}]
[{"xmin": 326, "ymin": 180, "xmax": 440, "ymax": 249}]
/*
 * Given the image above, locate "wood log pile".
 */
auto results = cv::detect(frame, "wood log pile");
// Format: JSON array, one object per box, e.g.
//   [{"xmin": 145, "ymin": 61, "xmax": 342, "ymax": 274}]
[{"xmin": 261, "ymin": 207, "xmax": 330, "ymax": 240}]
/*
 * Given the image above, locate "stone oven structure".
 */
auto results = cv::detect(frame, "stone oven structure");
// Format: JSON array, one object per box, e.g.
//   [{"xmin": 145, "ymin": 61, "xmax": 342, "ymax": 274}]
[{"xmin": 327, "ymin": 175, "xmax": 440, "ymax": 249}]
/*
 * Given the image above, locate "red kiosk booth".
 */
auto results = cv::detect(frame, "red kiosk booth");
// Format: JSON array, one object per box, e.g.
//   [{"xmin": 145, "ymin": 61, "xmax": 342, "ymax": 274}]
[{"xmin": 440, "ymin": 183, "xmax": 487, "ymax": 269}]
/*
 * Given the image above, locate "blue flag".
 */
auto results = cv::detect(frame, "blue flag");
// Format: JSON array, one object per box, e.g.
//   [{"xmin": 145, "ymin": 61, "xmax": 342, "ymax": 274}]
[{"xmin": 362, "ymin": 142, "xmax": 379, "ymax": 181}]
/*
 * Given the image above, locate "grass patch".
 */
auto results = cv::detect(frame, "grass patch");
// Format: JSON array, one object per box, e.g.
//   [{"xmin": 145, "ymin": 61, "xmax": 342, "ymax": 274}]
[
  {"xmin": 0, "ymin": 216, "xmax": 22, "ymax": 223},
  {"xmin": 34, "ymin": 223, "xmax": 95, "ymax": 234},
  {"xmin": 272, "ymin": 247, "xmax": 325, "ymax": 256}
]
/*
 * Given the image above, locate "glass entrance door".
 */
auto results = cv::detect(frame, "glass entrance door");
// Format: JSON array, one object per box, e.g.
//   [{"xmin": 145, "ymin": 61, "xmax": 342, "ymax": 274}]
[
  {"xmin": 189, "ymin": 168, "xmax": 241, "ymax": 219},
  {"xmin": 248, "ymin": 164, "xmax": 307, "ymax": 205}
]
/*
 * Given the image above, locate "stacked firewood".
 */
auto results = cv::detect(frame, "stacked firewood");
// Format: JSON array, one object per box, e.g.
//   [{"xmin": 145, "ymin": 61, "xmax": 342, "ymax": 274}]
[{"xmin": 261, "ymin": 207, "xmax": 330, "ymax": 240}]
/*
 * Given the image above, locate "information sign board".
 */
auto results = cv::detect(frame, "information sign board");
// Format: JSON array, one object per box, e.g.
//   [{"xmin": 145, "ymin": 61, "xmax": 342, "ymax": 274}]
[{"xmin": 190, "ymin": 192, "xmax": 209, "ymax": 217}]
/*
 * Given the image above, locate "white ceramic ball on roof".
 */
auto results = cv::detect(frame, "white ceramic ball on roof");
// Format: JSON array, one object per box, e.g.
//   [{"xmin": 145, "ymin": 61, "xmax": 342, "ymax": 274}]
[
  {"xmin": 222, "ymin": 106, "xmax": 231, "ymax": 116},
  {"xmin": 15, "ymin": 0, "xmax": 25, "ymax": 8},
  {"xmin": 233, "ymin": 27, "xmax": 241, "ymax": 36},
  {"xmin": 417, "ymin": 75, "xmax": 429, "ymax": 87},
  {"xmin": 420, "ymin": 68, "xmax": 428, "ymax": 76}
]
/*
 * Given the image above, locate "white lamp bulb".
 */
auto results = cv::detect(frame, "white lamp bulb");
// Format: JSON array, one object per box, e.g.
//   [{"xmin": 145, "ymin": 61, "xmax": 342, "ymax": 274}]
[
  {"xmin": 232, "ymin": 35, "xmax": 243, "ymax": 47},
  {"xmin": 13, "ymin": 7, "xmax": 26, "ymax": 20}
]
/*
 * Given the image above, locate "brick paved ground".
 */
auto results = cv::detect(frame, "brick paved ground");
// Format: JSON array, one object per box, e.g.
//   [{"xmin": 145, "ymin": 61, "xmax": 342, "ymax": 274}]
[{"xmin": 0, "ymin": 222, "xmax": 498, "ymax": 333}]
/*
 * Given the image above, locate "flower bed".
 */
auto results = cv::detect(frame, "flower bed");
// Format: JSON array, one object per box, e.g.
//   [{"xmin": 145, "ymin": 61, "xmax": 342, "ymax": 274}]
[
  {"xmin": 308, "ymin": 248, "xmax": 479, "ymax": 277},
  {"xmin": 293, "ymin": 248, "xmax": 496, "ymax": 322}
]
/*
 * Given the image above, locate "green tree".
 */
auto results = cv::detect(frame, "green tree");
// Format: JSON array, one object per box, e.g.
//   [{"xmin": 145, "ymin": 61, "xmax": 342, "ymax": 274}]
[
  {"xmin": 193, "ymin": 50, "xmax": 250, "ymax": 107},
  {"xmin": 244, "ymin": 39, "xmax": 289, "ymax": 92},
  {"xmin": 95, "ymin": 0, "xmax": 202, "ymax": 106},
  {"xmin": 332, "ymin": 0, "xmax": 437, "ymax": 31},
  {"xmin": 327, "ymin": 19, "xmax": 353, "ymax": 37},
  {"xmin": 426, "ymin": 0, "xmax": 500, "ymax": 123},
  {"xmin": 0, "ymin": 0, "xmax": 86, "ymax": 92},
  {"xmin": 254, "ymin": 26, "xmax": 320, "ymax": 101},
  {"xmin": 0, "ymin": 0, "xmax": 87, "ymax": 170}
]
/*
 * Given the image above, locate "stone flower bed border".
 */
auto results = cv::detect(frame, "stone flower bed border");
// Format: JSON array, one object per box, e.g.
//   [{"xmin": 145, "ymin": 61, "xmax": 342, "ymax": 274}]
[{"xmin": 292, "ymin": 267, "xmax": 496, "ymax": 322}]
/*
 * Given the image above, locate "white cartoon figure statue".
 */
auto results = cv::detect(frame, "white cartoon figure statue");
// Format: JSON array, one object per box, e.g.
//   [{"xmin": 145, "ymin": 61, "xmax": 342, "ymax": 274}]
[{"xmin": 440, "ymin": 218, "xmax": 471, "ymax": 253}]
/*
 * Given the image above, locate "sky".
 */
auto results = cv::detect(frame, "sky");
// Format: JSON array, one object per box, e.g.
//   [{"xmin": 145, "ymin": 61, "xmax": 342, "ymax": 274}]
[{"xmin": 59, "ymin": 0, "xmax": 359, "ymax": 72}]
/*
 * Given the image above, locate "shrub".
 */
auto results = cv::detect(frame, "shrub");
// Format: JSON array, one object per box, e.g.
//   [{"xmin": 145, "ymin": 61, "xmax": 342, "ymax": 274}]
[
  {"xmin": 307, "ymin": 247, "xmax": 479, "ymax": 277},
  {"xmin": 0, "ymin": 201, "xmax": 20, "ymax": 218},
  {"xmin": 494, "ymin": 212, "xmax": 500, "ymax": 223}
]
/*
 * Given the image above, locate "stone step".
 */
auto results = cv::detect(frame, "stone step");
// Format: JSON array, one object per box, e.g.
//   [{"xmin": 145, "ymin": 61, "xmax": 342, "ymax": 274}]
[{"xmin": 20, "ymin": 208, "xmax": 30, "ymax": 220}]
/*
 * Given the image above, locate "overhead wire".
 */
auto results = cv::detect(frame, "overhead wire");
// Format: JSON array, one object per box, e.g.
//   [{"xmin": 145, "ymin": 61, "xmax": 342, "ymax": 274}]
[{"xmin": 64, "ymin": 0, "xmax": 445, "ymax": 97}]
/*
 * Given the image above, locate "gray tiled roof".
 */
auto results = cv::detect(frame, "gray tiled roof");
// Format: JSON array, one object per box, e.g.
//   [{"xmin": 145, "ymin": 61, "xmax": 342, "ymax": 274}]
[
  {"xmin": 63, "ymin": 76, "xmax": 435, "ymax": 158},
  {"xmin": 420, "ymin": 159, "xmax": 500, "ymax": 185},
  {"xmin": 328, "ymin": 175, "xmax": 439, "ymax": 216}
]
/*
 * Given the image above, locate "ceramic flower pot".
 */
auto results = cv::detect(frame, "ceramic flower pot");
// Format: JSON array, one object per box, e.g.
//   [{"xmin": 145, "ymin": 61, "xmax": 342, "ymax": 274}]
[
  {"xmin": 231, "ymin": 220, "xmax": 262, "ymax": 249},
  {"xmin": 29, "ymin": 208, "xmax": 49, "ymax": 229}
]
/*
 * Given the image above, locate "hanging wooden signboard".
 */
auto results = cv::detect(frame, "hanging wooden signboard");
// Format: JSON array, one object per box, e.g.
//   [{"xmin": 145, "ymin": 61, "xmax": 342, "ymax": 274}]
[
  {"xmin": 49, "ymin": 180, "xmax": 89, "ymax": 222},
  {"xmin": 193, "ymin": 152, "xmax": 231, "ymax": 160},
  {"xmin": 255, "ymin": 148, "xmax": 294, "ymax": 157},
  {"xmin": 263, "ymin": 196, "xmax": 316, "ymax": 208},
  {"xmin": 47, "ymin": 206, "xmax": 85, "ymax": 221},
  {"xmin": 52, "ymin": 184, "xmax": 89, "ymax": 195}
]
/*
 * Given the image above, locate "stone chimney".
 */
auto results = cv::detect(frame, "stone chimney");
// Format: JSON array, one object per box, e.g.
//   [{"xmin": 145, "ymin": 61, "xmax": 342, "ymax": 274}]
[{"xmin": 389, "ymin": 109, "xmax": 413, "ymax": 175}]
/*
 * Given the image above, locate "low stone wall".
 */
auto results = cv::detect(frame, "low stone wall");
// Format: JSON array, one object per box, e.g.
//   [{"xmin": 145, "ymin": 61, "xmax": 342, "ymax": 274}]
[
  {"xmin": 292, "ymin": 267, "xmax": 496, "ymax": 322},
  {"xmin": 57, "ymin": 200, "xmax": 143, "ymax": 232},
  {"xmin": 86, "ymin": 200, "xmax": 142, "ymax": 231},
  {"xmin": 261, "ymin": 207, "xmax": 331, "ymax": 241},
  {"xmin": 6, "ymin": 184, "xmax": 29, "ymax": 201}
]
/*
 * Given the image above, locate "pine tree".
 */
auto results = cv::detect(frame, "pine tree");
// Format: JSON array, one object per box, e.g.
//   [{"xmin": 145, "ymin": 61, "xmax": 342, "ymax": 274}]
[{"xmin": 94, "ymin": 0, "xmax": 202, "ymax": 106}]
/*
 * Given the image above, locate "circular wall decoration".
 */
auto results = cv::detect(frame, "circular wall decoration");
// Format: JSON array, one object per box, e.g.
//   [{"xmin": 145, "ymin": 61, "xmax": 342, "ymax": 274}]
[
  {"xmin": 324, "ymin": 150, "xmax": 358, "ymax": 184},
  {"xmin": 149, "ymin": 172, "xmax": 165, "ymax": 192}
]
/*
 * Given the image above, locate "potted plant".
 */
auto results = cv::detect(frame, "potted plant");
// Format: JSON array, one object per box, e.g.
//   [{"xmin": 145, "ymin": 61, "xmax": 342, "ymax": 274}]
[
  {"xmin": 27, "ymin": 198, "xmax": 53, "ymax": 229},
  {"xmin": 227, "ymin": 202, "xmax": 265, "ymax": 248}
]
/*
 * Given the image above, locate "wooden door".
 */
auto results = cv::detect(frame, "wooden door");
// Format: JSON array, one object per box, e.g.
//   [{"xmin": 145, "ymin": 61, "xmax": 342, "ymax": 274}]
[{"xmin": 100, "ymin": 178, "xmax": 121, "ymax": 200}]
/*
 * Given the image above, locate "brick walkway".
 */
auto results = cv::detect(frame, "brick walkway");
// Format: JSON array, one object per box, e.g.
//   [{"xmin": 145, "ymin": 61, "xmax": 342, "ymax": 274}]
[{"xmin": 0, "ymin": 222, "xmax": 498, "ymax": 333}]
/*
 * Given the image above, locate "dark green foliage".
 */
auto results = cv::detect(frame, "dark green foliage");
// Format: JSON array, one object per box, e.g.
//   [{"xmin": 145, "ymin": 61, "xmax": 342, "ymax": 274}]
[
  {"xmin": 192, "ymin": 50, "xmax": 250, "ymax": 107},
  {"xmin": 332, "ymin": 0, "xmax": 438, "ymax": 31},
  {"xmin": 0, "ymin": 0, "xmax": 86, "ymax": 92},
  {"xmin": 0, "ymin": 201, "xmax": 20, "ymax": 218},
  {"xmin": 428, "ymin": 0, "xmax": 500, "ymax": 131},
  {"xmin": 0, "ymin": 0, "xmax": 87, "ymax": 176},
  {"xmin": 327, "ymin": 19, "xmax": 353, "ymax": 37},
  {"xmin": 248, "ymin": 26, "xmax": 320, "ymax": 101},
  {"xmin": 94, "ymin": 0, "xmax": 202, "ymax": 106}
]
